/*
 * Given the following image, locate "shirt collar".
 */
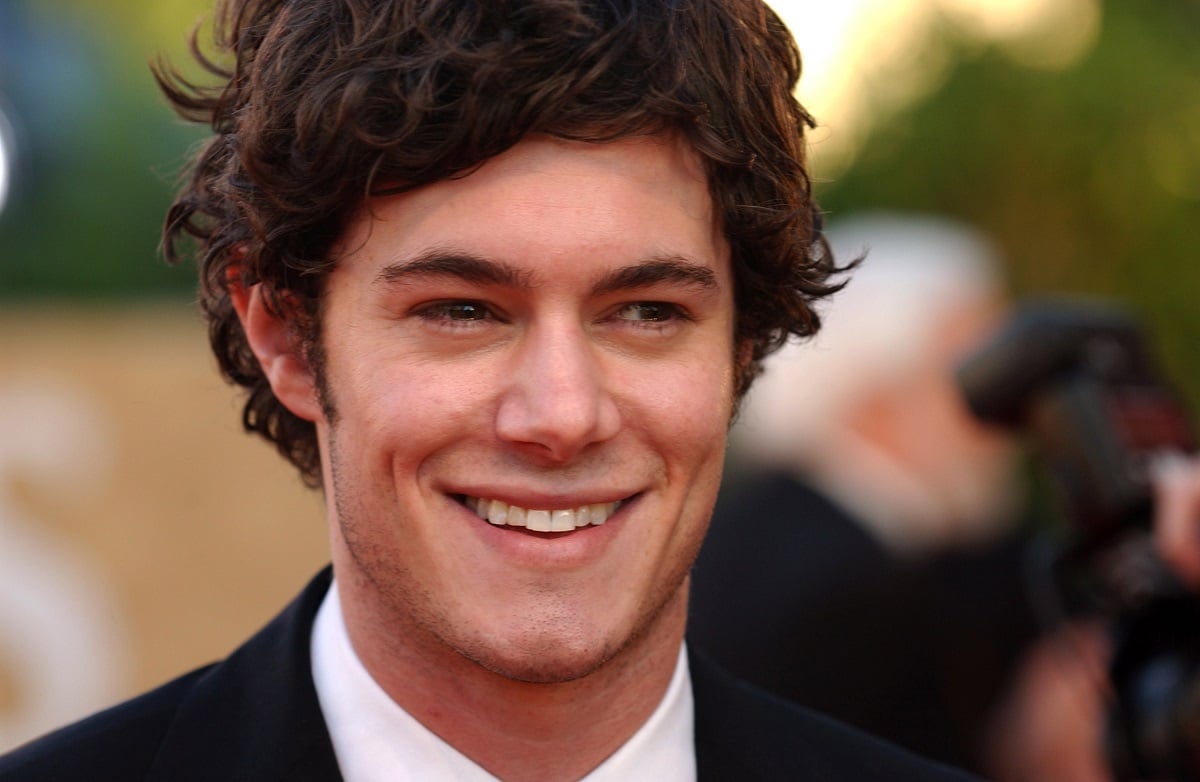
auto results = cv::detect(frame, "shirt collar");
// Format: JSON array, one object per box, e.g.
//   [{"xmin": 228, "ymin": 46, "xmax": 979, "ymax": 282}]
[{"xmin": 311, "ymin": 579, "xmax": 696, "ymax": 781}]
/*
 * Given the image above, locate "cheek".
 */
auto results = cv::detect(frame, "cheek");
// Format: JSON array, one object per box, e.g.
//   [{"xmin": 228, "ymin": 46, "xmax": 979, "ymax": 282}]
[
  {"xmin": 633, "ymin": 358, "xmax": 734, "ymax": 470},
  {"xmin": 348, "ymin": 350, "xmax": 493, "ymax": 421},
  {"xmin": 329, "ymin": 359, "xmax": 492, "ymax": 476}
]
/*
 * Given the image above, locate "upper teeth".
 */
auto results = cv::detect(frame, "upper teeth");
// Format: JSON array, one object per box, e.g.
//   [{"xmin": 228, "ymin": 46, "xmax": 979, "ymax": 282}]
[{"xmin": 464, "ymin": 497, "xmax": 620, "ymax": 532}]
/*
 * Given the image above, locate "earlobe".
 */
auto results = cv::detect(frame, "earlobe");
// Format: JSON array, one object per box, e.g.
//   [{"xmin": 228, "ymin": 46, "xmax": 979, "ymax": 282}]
[{"xmin": 230, "ymin": 283, "xmax": 324, "ymax": 422}]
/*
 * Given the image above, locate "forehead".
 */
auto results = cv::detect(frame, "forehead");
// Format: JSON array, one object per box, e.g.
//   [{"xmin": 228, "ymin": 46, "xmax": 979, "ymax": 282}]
[{"xmin": 336, "ymin": 134, "xmax": 725, "ymax": 277}]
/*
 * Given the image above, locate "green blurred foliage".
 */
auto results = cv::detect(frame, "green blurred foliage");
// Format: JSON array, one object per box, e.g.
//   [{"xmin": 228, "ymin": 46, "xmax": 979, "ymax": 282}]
[
  {"xmin": 819, "ymin": 0, "xmax": 1200, "ymax": 408},
  {"xmin": 0, "ymin": 0, "xmax": 210, "ymax": 298}
]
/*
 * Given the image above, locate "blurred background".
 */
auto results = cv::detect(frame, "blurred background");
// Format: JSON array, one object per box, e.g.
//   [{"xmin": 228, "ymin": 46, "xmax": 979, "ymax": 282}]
[{"xmin": 1, "ymin": 0, "xmax": 1198, "ymax": 760}]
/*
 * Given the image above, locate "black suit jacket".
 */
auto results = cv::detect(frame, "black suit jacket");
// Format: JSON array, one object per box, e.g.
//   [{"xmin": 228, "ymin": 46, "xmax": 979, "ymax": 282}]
[{"xmin": 0, "ymin": 568, "xmax": 976, "ymax": 780}]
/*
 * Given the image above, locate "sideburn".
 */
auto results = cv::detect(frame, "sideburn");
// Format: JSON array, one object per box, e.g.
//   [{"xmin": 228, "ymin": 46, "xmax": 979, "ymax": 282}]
[{"xmin": 293, "ymin": 290, "xmax": 338, "ymax": 424}]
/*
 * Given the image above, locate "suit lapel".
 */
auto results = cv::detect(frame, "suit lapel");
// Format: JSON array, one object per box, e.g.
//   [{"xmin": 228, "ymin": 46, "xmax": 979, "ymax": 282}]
[
  {"xmin": 146, "ymin": 569, "xmax": 343, "ymax": 781},
  {"xmin": 690, "ymin": 648, "xmax": 817, "ymax": 781},
  {"xmin": 692, "ymin": 649, "xmax": 759, "ymax": 780}
]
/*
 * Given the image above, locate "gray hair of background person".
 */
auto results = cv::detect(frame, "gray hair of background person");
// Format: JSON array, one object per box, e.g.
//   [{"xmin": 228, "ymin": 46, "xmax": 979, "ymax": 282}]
[{"xmin": 731, "ymin": 210, "xmax": 1014, "ymax": 550}]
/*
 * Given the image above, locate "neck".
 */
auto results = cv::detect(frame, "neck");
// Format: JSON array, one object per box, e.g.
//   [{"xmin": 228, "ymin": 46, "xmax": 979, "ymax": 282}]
[{"xmin": 337, "ymin": 576, "xmax": 688, "ymax": 782}]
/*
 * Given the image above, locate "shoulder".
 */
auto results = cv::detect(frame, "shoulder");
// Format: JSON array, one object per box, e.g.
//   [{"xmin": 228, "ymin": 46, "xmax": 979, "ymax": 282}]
[
  {"xmin": 0, "ymin": 569, "xmax": 338, "ymax": 782},
  {"xmin": 690, "ymin": 650, "xmax": 979, "ymax": 781},
  {"xmin": 0, "ymin": 666, "xmax": 212, "ymax": 781}
]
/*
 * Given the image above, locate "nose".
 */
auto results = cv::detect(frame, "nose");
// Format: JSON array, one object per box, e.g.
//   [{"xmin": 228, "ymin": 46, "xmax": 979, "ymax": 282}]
[{"xmin": 495, "ymin": 320, "xmax": 621, "ymax": 463}]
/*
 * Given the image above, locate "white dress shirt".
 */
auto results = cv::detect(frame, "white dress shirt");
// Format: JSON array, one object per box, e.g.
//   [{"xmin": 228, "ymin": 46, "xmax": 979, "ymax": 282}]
[{"xmin": 311, "ymin": 580, "xmax": 697, "ymax": 781}]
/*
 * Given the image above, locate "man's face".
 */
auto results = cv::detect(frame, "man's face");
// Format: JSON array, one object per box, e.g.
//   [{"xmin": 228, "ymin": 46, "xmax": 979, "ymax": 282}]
[{"xmin": 315, "ymin": 134, "xmax": 737, "ymax": 683}]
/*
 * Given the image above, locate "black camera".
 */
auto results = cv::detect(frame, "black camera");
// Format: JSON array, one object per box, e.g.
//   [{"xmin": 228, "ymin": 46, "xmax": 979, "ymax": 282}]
[{"xmin": 957, "ymin": 297, "xmax": 1200, "ymax": 781}]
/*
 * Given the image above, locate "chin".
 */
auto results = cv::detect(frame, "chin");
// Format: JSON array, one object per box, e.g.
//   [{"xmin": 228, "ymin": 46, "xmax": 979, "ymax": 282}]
[
  {"xmin": 466, "ymin": 637, "xmax": 617, "ymax": 685},
  {"xmin": 461, "ymin": 596, "xmax": 681, "ymax": 686}
]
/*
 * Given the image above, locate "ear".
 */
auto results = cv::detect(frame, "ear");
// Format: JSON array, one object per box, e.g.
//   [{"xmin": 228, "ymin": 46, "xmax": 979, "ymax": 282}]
[{"xmin": 230, "ymin": 283, "xmax": 324, "ymax": 422}]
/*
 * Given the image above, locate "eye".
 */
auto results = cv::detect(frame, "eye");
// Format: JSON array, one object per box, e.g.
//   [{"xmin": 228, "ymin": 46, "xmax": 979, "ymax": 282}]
[
  {"xmin": 413, "ymin": 300, "xmax": 498, "ymax": 326},
  {"xmin": 437, "ymin": 302, "xmax": 488, "ymax": 320},
  {"xmin": 614, "ymin": 302, "xmax": 687, "ymax": 323}
]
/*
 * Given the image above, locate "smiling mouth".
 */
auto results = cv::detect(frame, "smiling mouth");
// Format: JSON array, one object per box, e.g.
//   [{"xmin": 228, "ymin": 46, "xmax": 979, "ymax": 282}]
[{"xmin": 460, "ymin": 496, "xmax": 624, "ymax": 533}]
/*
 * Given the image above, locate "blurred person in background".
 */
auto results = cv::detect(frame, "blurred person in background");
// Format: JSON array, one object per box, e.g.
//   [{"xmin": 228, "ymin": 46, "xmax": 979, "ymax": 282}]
[
  {"xmin": 688, "ymin": 211, "xmax": 1042, "ymax": 771},
  {"xmin": 690, "ymin": 210, "xmax": 1200, "ymax": 780}
]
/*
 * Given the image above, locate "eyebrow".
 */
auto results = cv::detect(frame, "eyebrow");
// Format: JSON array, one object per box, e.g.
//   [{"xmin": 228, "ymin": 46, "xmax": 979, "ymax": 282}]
[
  {"xmin": 376, "ymin": 251, "xmax": 533, "ymax": 288},
  {"xmin": 589, "ymin": 257, "xmax": 719, "ymax": 297},
  {"xmin": 375, "ymin": 250, "xmax": 719, "ymax": 296}
]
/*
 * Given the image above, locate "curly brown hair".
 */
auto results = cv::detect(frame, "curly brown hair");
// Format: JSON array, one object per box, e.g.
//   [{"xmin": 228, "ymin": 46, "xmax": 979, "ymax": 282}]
[{"xmin": 156, "ymin": 0, "xmax": 845, "ymax": 487}]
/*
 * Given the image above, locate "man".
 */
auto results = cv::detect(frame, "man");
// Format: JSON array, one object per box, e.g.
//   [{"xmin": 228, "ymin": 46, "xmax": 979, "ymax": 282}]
[{"xmin": 0, "ymin": 1, "xmax": 980, "ymax": 779}]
